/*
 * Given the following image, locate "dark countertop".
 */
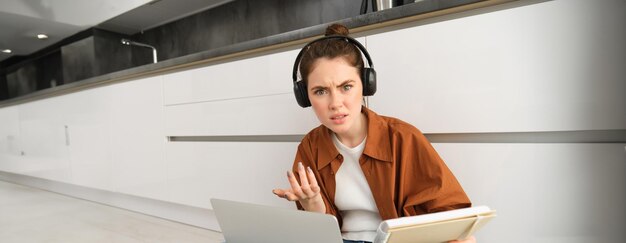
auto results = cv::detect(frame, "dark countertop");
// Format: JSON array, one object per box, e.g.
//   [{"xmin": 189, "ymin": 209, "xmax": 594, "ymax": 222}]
[{"xmin": 1, "ymin": 0, "xmax": 500, "ymax": 108}]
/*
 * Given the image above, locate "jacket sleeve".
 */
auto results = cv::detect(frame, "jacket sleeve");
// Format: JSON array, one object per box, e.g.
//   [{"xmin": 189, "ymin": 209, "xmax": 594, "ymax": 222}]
[
  {"xmin": 292, "ymin": 136, "xmax": 336, "ymax": 216},
  {"xmin": 401, "ymin": 129, "xmax": 471, "ymax": 216}
]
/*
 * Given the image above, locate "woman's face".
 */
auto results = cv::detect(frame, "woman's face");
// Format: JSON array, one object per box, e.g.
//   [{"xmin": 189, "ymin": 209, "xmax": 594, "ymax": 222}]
[{"xmin": 307, "ymin": 57, "xmax": 364, "ymax": 138}]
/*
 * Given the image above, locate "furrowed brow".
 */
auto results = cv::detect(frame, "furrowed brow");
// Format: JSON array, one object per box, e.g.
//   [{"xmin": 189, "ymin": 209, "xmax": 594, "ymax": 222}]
[
  {"xmin": 336, "ymin": 80, "xmax": 356, "ymax": 88},
  {"xmin": 309, "ymin": 85, "xmax": 328, "ymax": 91}
]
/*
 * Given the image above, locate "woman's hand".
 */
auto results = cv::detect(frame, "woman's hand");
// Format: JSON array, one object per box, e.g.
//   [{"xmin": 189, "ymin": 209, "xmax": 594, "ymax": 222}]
[
  {"xmin": 449, "ymin": 236, "xmax": 476, "ymax": 243},
  {"xmin": 272, "ymin": 162, "xmax": 326, "ymax": 214}
]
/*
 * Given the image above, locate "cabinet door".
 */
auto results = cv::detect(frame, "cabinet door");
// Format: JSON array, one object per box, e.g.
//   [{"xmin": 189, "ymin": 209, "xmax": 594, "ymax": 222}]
[
  {"xmin": 109, "ymin": 76, "xmax": 168, "ymax": 201},
  {"xmin": 164, "ymin": 93, "xmax": 318, "ymax": 136},
  {"xmin": 61, "ymin": 88, "xmax": 113, "ymax": 190},
  {"xmin": 165, "ymin": 141, "xmax": 298, "ymax": 210},
  {"xmin": 162, "ymin": 48, "xmax": 299, "ymax": 106},
  {"xmin": 17, "ymin": 98, "xmax": 72, "ymax": 182},
  {"xmin": 0, "ymin": 106, "xmax": 22, "ymax": 172}
]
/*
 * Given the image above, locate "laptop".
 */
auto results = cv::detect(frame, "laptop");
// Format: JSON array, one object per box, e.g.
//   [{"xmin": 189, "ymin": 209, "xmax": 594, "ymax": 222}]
[{"xmin": 211, "ymin": 198, "xmax": 343, "ymax": 243}]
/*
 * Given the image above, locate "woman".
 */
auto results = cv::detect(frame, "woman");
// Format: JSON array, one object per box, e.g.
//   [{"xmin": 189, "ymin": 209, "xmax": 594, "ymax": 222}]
[{"xmin": 273, "ymin": 23, "xmax": 475, "ymax": 243}]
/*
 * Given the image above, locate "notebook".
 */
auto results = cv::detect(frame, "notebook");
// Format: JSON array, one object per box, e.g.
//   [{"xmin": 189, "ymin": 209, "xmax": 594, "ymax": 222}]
[
  {"xmin": 210, "ymin": 198, "xmax": 344, "ymax": 243},
  {"xmin": 373, "ymin": 206, "xmax": 496, "ymax": 243}
]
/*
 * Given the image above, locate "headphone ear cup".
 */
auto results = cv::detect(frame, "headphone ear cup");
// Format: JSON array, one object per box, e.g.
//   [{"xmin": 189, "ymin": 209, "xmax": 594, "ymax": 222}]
[
  {"xmin": 293, "ymin": 80, "xmax": 311, "ymax": 108},
  {"xmin": 361, "ymin": 67, "xmax": 377, "ymax": 96}
]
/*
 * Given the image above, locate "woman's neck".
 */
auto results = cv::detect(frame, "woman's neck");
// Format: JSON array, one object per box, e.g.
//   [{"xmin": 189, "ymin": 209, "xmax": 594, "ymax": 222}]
[{"xmin": 335, "ymin": 113, "xmax": 368, "ymax": 148}]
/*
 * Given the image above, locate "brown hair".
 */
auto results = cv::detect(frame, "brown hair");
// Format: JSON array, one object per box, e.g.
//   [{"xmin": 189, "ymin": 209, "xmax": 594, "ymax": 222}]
[{"xmin": 298, "ymin": 23, "xmax": 364, "ymax": 85}]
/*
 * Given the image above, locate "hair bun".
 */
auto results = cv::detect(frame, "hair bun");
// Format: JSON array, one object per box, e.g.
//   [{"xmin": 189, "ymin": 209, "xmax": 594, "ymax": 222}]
[{"xmin": 325, "ymin": 23, "xmax": 350, "ymax": 36}]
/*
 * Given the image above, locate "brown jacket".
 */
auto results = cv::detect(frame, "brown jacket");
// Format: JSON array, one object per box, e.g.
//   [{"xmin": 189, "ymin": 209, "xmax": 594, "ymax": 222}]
[{"xmin": 293, "ymin": 107, "xmax": 471, "ymax": 225}]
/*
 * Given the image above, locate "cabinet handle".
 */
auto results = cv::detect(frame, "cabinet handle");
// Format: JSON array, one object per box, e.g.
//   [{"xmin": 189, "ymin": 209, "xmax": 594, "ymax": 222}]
[{"xmin": 64, "ymin": 125, "xmax": 70, "ymax": 146}]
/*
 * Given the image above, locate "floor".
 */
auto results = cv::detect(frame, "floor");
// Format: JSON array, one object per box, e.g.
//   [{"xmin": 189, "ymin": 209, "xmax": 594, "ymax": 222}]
[{"xmin": 0, "ymin": 180, "xmax": 224, "ymax": 243}]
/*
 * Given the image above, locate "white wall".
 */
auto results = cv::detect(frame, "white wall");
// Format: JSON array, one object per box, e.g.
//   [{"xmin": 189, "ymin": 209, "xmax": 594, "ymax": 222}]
[
  {"xmin": 366, "ymin": 0, "xmax": 626, "ymax": 133},
  {"xmin": 437, "ymin": 143, "xmax": 625, "ymax": 242},
  {"xmin": 0, "ymin": 0, "xmax": 624, "ymax": 242}
]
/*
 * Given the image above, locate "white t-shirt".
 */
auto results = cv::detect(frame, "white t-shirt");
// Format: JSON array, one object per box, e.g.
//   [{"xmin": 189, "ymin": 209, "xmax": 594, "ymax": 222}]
[{"xmin": 332, "ymin": 134, "xmax": 382, "ymax": 242}]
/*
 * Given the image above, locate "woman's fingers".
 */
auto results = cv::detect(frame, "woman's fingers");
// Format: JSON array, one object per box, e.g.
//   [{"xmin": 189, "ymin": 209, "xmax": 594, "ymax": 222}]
[
  {"xmin": 277, "ymin": 162, "xmax": 321, "ymax": 202},
  {"xmin": 297, "ymin": 162, "xmax": 316, "ymax": 197},
  {"xmin": 306, "ymin": 166, "xmax": 320, "ymax": 193},
  {"xmin": 297, "ymin": 162, "xmax": 309, "ymax": 185},
  {"xmin": 284, "ymin": 191, "xmax": 300, "ymax": 201},
  {"xmin": 448, "ymin": 235, "xmax": 476, "ymax": 243},
  {"xmin": 285, "ymin": 162, "xmax": 322, "ymax": 200},
  {"xmin": 273, "ymin": 188, "xmax": 292, "ymax": 201},
  {"xmin": 272, "ymin": 188, "xmax": 287, "ymax": 198},
  {"xmin": 273, "ymin": 188, "xmax": 298, "ymax": 201},
  {"xmin": 275, "ymin": 164, "xmax": 325, "ymax": 213},
  {"xmin": 287, "ymin": 170, "xmax": 306, "ymax": 198}
]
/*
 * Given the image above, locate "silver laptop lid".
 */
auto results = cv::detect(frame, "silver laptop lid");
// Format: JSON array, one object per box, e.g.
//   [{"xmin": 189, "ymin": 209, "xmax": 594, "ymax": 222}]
[{"xmin": 211, "ymin": 198, "xmax": 343, "ymax": 243}]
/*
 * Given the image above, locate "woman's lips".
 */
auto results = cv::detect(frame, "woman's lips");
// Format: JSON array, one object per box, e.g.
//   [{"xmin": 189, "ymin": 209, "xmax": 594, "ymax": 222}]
[{"xmin": 330, "ymin": 114, "xmax": 347, "ymax": 124}]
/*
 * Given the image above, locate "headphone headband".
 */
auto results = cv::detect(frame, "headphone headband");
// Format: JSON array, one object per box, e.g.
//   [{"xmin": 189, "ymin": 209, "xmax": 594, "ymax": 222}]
[{"xmin": 291, "ymin": 35, "xmax": 374, "ymax": 83}]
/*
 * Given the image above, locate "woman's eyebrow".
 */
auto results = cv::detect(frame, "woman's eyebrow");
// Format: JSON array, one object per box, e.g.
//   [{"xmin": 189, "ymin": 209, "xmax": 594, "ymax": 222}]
[
  {"xmin": 309, "ymin": 85, "xmax": 328, "ymax": 91},
  {"xmin": 336, "ymin": 80, "xmax": 356, "ymax": 87},
  {"xmin": 309, "ymin": 80, "xmax": 355, "ymax": 91}
]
